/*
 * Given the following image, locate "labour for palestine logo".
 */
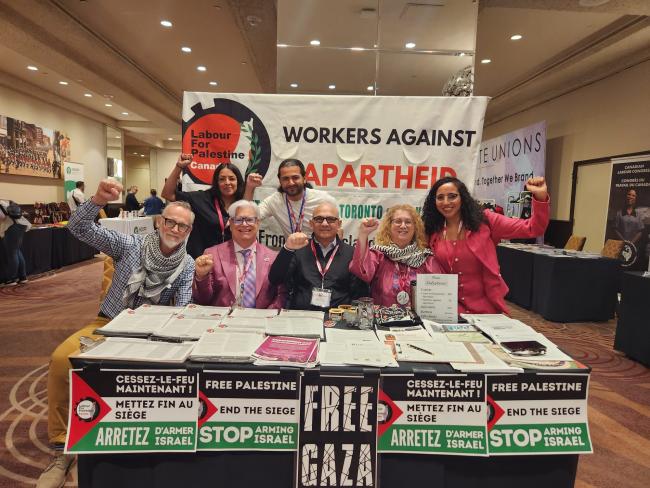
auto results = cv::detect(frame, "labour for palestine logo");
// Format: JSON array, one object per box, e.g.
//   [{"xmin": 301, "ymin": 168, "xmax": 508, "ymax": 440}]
[{"xmin": 182, "ymin": 98, "xmax": 271, "ymax": 185}]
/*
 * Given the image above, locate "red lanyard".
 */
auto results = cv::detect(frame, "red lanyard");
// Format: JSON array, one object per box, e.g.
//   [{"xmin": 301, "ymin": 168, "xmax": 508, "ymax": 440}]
[
  {"xmin": 213, "ymin": 198, "xmax": 225, "ymax": 236},
  {"xmin": 285, "ymin": 190, "xmax": 306, "ymax": 233},
  {"xmin": 442, "ymin": 220, "xmax": 463, "ymax": 272},
  {"xmin": 311, "ymin": 240, "xmax": 339, "ymax": 287}
]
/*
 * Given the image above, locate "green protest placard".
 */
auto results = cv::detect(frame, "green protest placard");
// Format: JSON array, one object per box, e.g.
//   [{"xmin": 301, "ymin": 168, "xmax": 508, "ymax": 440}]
[
  {"xmin": 65, "ymin": 369, "xmax": 198, "ymax": 453},
  {"xmin": 487, "ymin": 374, "xmax": 592, "ymax": 455},
  {"xmin": 198, "ymin": 370, "xmax": 300, "ymax": 450}
]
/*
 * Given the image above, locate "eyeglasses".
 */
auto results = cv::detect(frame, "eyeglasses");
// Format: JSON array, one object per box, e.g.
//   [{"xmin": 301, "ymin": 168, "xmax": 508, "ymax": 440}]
[
  {"xmin": 391, "ymin": 219, "xmax": 414, "ymax": 227},
  {"xmin": 312, "ymin": 216, "xmax": 339, "ymax": 224},
  {"xmin": 162, "ymin": 217, "xmax": 191, "ymax": 233},
  {"xmin": 232, "ymin": 217, "xmax": 258, "ymax": 226}
]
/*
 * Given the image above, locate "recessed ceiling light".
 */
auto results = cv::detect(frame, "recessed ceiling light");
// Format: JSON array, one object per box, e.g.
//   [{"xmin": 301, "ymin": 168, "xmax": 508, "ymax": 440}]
[
  {"xmin": 328, "ymin": 84, "xmax": 336, "ymax": 90},
  {"xmin": 277, "ymin": 43, "xmax": 288, "ymax": 48},
  {"xmin": 160, "ymin": 20, "xmax": 172, "ymax": 27},
  {"xmin": 458, "ymin": 52, "xmax": 466, "ymax": 57},
  {"xmin": 197, "ymin": 65, "xmax": 207, "ymax": 72},
  {"xmin": 367, "ymin": 85, "xmax": 373, "ymax": 91},
  {"xmin": 350, "ymin": 47, "xmax": 365, "ymax": 51},
  {"xmin": 168, "ymin": 137, "xmax": 173, "ymax": 141},
  {"xmin": 84, "ymin": 93, "xmax": 92, "ymax": 97},
  {"xmin": 105, "ymin": 103, "xmax": 113, "ymax": 107},
  {"xmin": 310, "ymin": 39, "xmax": 321, "ymax": 46},
  {"xmin": 181, "ymin": 46, "xmax": 192, "ymax": 53},
  {"xmin": 140, "ymin": 154, "xmax": 145, "ymax": 157},
  {"xmin": 481, "ymin": 59, "xmax": 492, "ymax": 64},
  {"xmin": 58, "ymin": 81, "xmax": 68, "ymax": 85},
  {"xmin": 121, "ymin": 112, "xmax": 129, "ymax": 115},
  {"xmin": 27, "ymin": 65, "xmax": 38, "ymax": 71},
  {"xmin": 290, "ymin": 83, "xmax": 298, "ymax": 88},
  {"xmin": 405, "ymin": 42, "xmax": 416, "ymax": 49},
  {"xmin": 116, "ymin": 135, "xmax": 121, "ymax": 139},
  {"xmin": 133, "ymin": 152, "xmax": 138, "ymax": 155},
  {"xmin": 510, "ymin": 34, "xmax": 523, "ymax": 41},
  {"xmin": 209, "ymin": 81, "xmax": 218, "ymax": 86}
]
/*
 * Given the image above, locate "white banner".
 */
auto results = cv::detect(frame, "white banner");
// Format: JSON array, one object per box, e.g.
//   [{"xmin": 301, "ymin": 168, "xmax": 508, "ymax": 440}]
[
  {"xmin": 181, "ymin": 93, "xmax": 489, "ymax": 246},
  {"xmin": 474, "ymin": 121, "xmax": 546, "ymax": 210},
  {"xmin": 64, "ymin": 161, "xmax": 84, "ymax": 201}
]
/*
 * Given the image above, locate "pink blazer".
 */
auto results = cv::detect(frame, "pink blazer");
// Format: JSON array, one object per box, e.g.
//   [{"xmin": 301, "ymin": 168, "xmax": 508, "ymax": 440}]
[
  {"xmin": 193, "ymin": 240, "xmax": 286, "ymax": 309},
  {"xmin": 429, "ymin": 197, "xmax": 550, "ymax": 314},
  {"xmin": 349, "ymin": 244, "xmax": 442, "ymax": 306}
]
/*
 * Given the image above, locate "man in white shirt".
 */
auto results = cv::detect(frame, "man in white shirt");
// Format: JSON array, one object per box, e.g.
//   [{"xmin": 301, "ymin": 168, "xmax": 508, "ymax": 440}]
[
  {"xmin": 245, "ymin": 159, "xmax": 336, "ymax": 238},
  {"xmin": 67, "ymin": 181, "xmax": 85, "ymax": 212}
]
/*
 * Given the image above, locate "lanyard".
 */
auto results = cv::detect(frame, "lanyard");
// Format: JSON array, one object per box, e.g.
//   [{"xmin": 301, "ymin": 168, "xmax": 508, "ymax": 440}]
[
  {"xmin": 442, "ymin": 220, "xmax": 463, "ymax": 272},
  {"xmin": 236, "ymin": 249, "xmax": 255, "ymax": 302},
  {"xmin": 392, "ymin": 262, "xmax": 414, "ymax": 293},
  {"xmin": 213, "ymin": 198, "xmax": 225, "ymax": 238},
  {"xmin": 285, "ymin": 189, "xmax": 307, "ymax": 233},
  {"xmin": 311, "ymin": 240, "xmax": 339, "ymax": 288}
]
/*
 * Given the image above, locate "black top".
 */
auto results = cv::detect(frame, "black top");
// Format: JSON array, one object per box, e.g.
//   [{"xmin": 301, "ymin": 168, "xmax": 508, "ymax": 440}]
[
  {"xmin": 125, "ymin": 193, "xmax": 140, "ymax": 211},
  {"xmin": 175, "ymin": 189, "xmax": 231, "ymax": 259},
  {"xmin": 268, "ymin": 237, "xmax": 369, "ymax": 311}
]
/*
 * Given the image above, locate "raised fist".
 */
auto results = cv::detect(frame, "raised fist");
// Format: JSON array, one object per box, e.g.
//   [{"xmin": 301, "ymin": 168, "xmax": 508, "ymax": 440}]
[
  {"xmin": 176, "ymin": 153, "xmax": 193, "ymax": 169},
  {"xmin": 525, "ymin": 176, "xmax": 548, "ymax": 202},
  {"xmin": 246, "ymin": 173, "xmax": 263, "ymax": 189},
  {"xmin": 93, "ymin": 179, "xmax": 123, "ymax": 206},
  {"xmin": 285, "ymin": 232, "xmax": 309, "ymax": 250},
  {"xmin": 195, "ymin": 254, "xmax": 214, "ymax": 279},
  {"xmin": 359, "ymin": 217, "xmax": 380, "ymax": 236}
]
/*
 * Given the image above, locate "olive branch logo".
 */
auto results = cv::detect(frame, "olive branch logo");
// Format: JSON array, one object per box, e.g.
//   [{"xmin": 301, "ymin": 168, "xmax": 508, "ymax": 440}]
[{"xmin": 241, "ymin": 120, "xmax": 261, "ymax": 177}]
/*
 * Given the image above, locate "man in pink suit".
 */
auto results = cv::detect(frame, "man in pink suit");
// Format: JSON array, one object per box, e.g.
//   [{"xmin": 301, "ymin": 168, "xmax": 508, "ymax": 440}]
[{"xmin": 193, "ymin": 200, "xmax": 285, "ymax": 308}]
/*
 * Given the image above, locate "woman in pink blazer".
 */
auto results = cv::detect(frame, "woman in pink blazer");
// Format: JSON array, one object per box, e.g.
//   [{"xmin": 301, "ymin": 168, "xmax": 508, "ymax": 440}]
[
  {"xmin": 349, "ymin": 204, "xmax": 441, "ymax": 307},
  {"xmin": 193, "ymin": 200, "xmax": 286, "ymax": 308},
  {"xmin": 422, "ymin": 176, "xmax": 550, "ymax": 315}
]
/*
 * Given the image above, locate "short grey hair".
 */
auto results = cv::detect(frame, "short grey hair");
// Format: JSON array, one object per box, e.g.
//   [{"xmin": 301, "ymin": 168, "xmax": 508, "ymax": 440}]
[
  {"xmin": 163, "ymin": 200, "xmax": 195, "ymax": 224},
  {"xmin": 228, "ymin": 200, "xmax": 260, "ymax": 219}
]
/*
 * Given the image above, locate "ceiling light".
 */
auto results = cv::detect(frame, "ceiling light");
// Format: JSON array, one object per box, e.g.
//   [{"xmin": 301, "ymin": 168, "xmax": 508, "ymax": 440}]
[
  {"xmin": 58, "ymin": 81, "xmax": 68, "ymax": 85},
  {"xmin": 27, "ymin": 65, "xmax": 38, "ymax": 71},
  {"xmin": 209, "ymin": 81, "xmax": 218, "ymax": 86},
  {"xmin": 310, "ymin": 39, "xmax": 321, "ymax": 46},
  {"xmin": 290, "ymin": 83, "xmax": 298, "ymax": 88},
  {"xmin": 458, "ymin": 52, "xmax": 466, "ymax": 57},
  {"xmin": 181, "ymin": 46, "xmax": 192, "ymax": 53},
  {"xmin": 350, "ymin": 47, "xmax": 365, "ymax": 51},
  {"xmin": 105, "ymin": 103, "xmax": 112, "ymax": 107},
  {"xmin": 405, "ymin": 42, "xmax": 416, "ymax": 49},
  {"xmin": 367, "ymin": 85, "xmax": 373, "ymax": 91},
  {"xmin": 481, "ymin": 59, "xmax": 492, "ymax": 64},
  {"xmin": 115, "ymin": 135, "xmax": 121, "ymax": 139},
  {"xmin": 133, "ymin": 152, "xmax": 138, "ymax": 155},
  {"xmin": 168, "ymin": 138, "xmax": 173, "ymax": 141},
  {"xmin": 197, "ymin": 65, "xmax": 207, "ymax": 72},
  {"xmin": 121, "ymin": 112, "xmax": 129, "ymax": 115},
  {"xmin": 84, "ymin": 93, "xmax": 92, "ymax": 97},
  {"xmin": 579, "ymin": 0, "xmax": 611, "ymax": 7},
  {"xmin": 277, "ymin": 43, "xmax": 288, "ymax": 48},
  {"xmin": 160, "ymin": 20, "xmax": 172, "ymax": 27},
  {"xmin": 510, "ymin": 34, "xmax": 523, "ymax": 41},
  {"xmin": 328, "ymin": 84, "xmax": 336, "ymax": 90},
  {"xmin": 140, "ymin": 154, "xmax": 145, "ymax": 157}
]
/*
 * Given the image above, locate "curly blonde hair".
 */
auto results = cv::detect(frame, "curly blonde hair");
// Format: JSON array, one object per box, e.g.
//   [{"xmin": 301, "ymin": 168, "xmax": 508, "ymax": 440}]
[{"xmin": 374, "ymin": 204, "xmax": 428, "ymax": 249}]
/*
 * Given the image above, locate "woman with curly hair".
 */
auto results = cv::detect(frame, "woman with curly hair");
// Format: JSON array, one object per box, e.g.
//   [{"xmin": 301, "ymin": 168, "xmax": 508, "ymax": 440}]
[
  {"xmin": 422, "ymin": 176, "xmax": 549, "ymax": 315},
  {"xmin": 350, "ymin": 204, "xmax": 441, "ymax": 306}
]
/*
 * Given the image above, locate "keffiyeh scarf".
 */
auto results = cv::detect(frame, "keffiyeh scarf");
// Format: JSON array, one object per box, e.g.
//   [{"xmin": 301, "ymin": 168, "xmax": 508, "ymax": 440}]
[{"xmin": 370, "ymin": 241, "xmax": 433, "ymax": 269}]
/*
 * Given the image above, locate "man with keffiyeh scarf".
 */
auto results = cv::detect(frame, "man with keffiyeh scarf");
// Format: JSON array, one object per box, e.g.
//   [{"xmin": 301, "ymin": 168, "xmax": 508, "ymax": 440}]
[{"xmin": 37, "ymin": 179, "xmax": 195, "ymax": 488}]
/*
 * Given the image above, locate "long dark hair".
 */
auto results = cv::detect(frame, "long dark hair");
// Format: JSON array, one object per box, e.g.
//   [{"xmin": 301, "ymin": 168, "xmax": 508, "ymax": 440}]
[
  {"xmin": 276, "ymin": 158, "xmax": 313, "ymax": 193},
  {"xmin": 620, "ymin": 188, "xmax": 638, "ymax": 216},
  {"xmin": 210, "ymin": 163, "xmax": 244, "ymax": 205},
  {"xmin": 422, "ymin": 177, "xmax": 485, "ymax": 235}
]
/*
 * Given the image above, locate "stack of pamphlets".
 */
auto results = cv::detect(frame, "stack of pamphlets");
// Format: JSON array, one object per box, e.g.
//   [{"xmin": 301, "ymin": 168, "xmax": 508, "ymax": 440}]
[
  {"xmin": 265, "ymin": 310, "xmax": 325, "ymax": 338},
  {"xmin": 252, "ymin": 336, "xmax": 319, "ymax": 368},
  {"xmin": 219, "ymin": 315, "xmax": 268, "ymax": 333},
  {"xmin": 321, "ymin": 329, "xmax": 397, "ymax": 367},
  {"xmin": 450, "ymin": 343, "xmax": 524, "ymax": 373},
  {"xmin": 189, "ymin": 328, "xmax": 266, "ymax": 363},
  {"xmin": 229, "ymin": 307, "xmax": 279, "ymax": 318},
  {"xmin": 153, "ymin": 315, "xmax": 222, "ymax": 341},
  {"xmin": 74, "ymin": 337, "xmax": 194, "ymax": 363},
  {"xmin": 178, "ymin": 304, "xmax": 231, "ymax": 319},
  {"xmin": 94, "ymin": 307, "xmax": 176, "ymax": 337}
]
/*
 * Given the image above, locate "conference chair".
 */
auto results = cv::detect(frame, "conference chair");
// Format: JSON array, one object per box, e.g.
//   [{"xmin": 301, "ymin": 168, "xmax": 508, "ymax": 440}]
[
  {"xmin": 564, "ymin": 235, "xmax": 586, "ymax": 251},
  {"xmin": 601, "ymin": 239, "xmax": 624, "ymax": 259},
  {"xmin": 100, "ymin": 256, "xmax": 115, "ymax": 301}
]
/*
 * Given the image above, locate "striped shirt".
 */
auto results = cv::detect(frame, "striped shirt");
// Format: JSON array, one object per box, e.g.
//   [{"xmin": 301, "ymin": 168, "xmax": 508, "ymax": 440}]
[{"xmin": 68, "ymin": 200, "xmax": 194, "ymax": 318}]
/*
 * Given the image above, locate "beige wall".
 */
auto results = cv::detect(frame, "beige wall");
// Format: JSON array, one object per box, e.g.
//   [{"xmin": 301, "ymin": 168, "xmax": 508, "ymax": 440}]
[
  {"xmin": 0, "ymin": 84, "xmax": 106, "ymax": 203},
  {"xmin": 124, "ymin": 154, "xmax": 151, "ymax": 206},
  {"xmin": 482, "ymin": 61, "xmax": 650, "ymax": 229},
  {"xmin": 150, "ymin": 149, "xmax": 179, "ymax": 198}
]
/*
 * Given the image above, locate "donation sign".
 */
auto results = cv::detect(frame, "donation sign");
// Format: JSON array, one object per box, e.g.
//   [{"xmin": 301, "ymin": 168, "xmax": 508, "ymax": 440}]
[
  {"xmin": 378, "ymin": 373, "xmax": 488, "ymax": 456},
  {"xmin": 198, "ymin": 370, "xmax": 300, "ymax": 451},
  {"xmin": 66, "ymin": 369, "xmax": 198, "ymax": 453},
  {"xmin": 182, "ymin": 93, "xmax": 488, "ymax": 247},
  {"xmin": 487, "ymin": 373, "xmax": 592, "ymax": 455},
  {"xmin": 298, "ymin": 372, "xmax": 379, "ymax": 488}
]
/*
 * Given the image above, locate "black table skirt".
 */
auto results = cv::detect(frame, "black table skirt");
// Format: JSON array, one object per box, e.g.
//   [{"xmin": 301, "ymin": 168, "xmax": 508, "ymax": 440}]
[
  {"xmin": 497, "ymin": 246, "xmax": 534, "ymax": 309},
  {"xmin": 614, "ymin": 271, "xmax": 650, "ymax": 366}
]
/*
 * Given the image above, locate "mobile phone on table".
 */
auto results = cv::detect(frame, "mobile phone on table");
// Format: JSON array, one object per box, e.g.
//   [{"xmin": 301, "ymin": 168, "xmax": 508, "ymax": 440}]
[{"xmin": 499, "ymin": 340, "xmax": 547, "ymax": 356}]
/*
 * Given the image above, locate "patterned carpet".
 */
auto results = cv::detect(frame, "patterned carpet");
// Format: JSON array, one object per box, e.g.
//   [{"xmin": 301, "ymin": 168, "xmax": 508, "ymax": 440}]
[{"xmin": 0, "ymin": 257, "xmax": 648, "ymax": 487}]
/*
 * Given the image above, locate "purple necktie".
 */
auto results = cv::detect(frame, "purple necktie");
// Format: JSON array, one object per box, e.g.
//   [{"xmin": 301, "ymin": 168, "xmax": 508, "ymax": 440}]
[{"xmin": 240, "ymin": 249, "xmax": 256, "ymax": 308}]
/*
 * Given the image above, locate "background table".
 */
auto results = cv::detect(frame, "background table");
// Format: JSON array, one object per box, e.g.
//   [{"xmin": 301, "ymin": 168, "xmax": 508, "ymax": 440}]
[
  {"xmin": 614, "ymin": 271, "xmax": 650, "ymax": 366},
  {"xmin": 99, "ymin": 216, "xmax": 154, "ymax": 235},
  {"xmin": 496, "ymin": 246, "xmax": 535, "ymax": 309}
]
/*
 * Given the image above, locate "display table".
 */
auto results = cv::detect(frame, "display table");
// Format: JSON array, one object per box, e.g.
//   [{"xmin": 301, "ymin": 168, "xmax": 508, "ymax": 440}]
[
  {"xmin": 497, "ymin": 245, "xmax": 621, "ymax": 322},
  {"xmin": 99, "ymin": 216, "xmax": 154, "ymax": 235},
  {"xmin": 614, "ymin": 271, "xmax": 650, "ymax": 366}
]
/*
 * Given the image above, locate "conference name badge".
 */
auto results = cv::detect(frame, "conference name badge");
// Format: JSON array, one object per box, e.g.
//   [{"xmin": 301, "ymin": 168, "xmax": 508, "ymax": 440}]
[{"xmin": 311, "ymin": 287, "xmax": 332, "ymax": 308}]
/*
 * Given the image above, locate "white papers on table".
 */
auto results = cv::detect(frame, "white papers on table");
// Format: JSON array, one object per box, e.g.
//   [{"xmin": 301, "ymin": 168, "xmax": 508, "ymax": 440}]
[
  {"xmin": 178, "ymin": 304, "xmax": 231, "ymax": 319},
  {"xmin": 95, "ymin": 309, "xmax": 172, "ymax": 337},
  {"xmin": 396, "ymin": 341, "xmax": 475, "ymax": 363},
  {"xmin": 421, "ymin": 320, "xmax": 444, "ymax": 334},
  {"xmin": 229, "ymin": 307, "xmax": 279, "ymax": 318},
  {"xmin": 154, "ymin": 316, "xmax": 222, "ymax": 341},
  {"xmin": 189, "ymin": 329, "xmax": 265, "ymax": 363},
  {"xmin": 265, "ymin": 316, "xmax": 324, "ymax": 339},
  {"xmin": 278, "ymin": 310, "xmax": 326, "ymax": 321},
  {"xmin": 75, "ymin": 337, "xmax": 193, "ymax": 363},
  {"xmin": 319, "ymin": 341, "xmax": 398, "ymax": 368},
  {"xmin": 451, "ymin": 344, "xmax": 524, "ymax": 373},
  {"xmin": 252, "ymin": 336, "xmax": 320, "ymax": 368},
  {"xmin": 325, "ymin": 328, "xmax": 379, "ymax": 343},
  {"xmin": 416, "ymin": 274, "xmax": 458, "ymax": 323},
  {"xmin": 132, "ymin": 304, "xmax": 184, "ymax": 315},
  {"xmin": 377, "ymin": 327, "xmax": 445, "ymax": 343},
  {"xmin": 461, "ymin": 313, "xmax": 510, "ymax": 325},
  {"xmin": 219, "ymin": 316, "xmax": 268, "ymax": 332}
]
